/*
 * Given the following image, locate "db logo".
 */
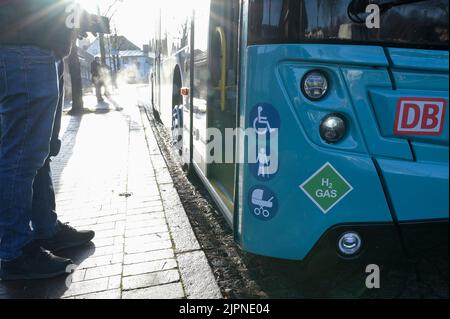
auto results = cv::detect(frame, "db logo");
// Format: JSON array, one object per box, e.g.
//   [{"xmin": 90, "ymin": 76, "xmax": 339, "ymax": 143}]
[{"xmin": 394, "ymin": 98, "xmax": 447, "ymax": 136}]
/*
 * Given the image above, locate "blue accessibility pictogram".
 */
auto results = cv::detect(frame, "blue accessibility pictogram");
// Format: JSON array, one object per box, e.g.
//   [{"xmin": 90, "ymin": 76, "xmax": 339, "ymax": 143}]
[
  {"xmin": 248, "ymin": 185, "xmax": 279, "ymax": 221},
  {"xmin": 249, "ymin": 103, "xmax": 280, "ymax": 181}
]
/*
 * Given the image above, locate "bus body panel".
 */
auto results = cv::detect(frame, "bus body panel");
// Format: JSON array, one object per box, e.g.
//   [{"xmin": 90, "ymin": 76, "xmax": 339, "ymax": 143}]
[
  {"xmin": 378, "ymin": 48, "xmax": 449, "ymax": 222},
  {"xmin": 150, "ymin": 1, "xmax": 449, "ymax": 261},
  {"xmin": 238, "ymin": 44, "xmax": 449, "ymax": 260},
  {"xmin": 238, "ymin": 44, "xmax": 396, "ymax": 260},
  {"xmin": 387, "ymin": 50, "xmax": 449, "ymax": 167},
  {"xmin": 339, "ymin": 67, "xmax": 414, "ymax": 161},
  {"xmin": 378, "ymin": 159, "xmax": 448, "ymax": 221},
  {"xmin": 387, "ymin": 48, "xmax": 449, "ymax": 72},
  {"xmin": 369, "ymin": 89, "xmax": 449, "ymax": 146}
]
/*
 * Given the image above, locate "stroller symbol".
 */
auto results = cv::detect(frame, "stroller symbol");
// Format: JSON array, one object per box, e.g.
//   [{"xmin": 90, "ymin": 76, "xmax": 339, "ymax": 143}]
[{"xmin": 251, "ymin": 189, "xmax": 274, "ymax": 218}]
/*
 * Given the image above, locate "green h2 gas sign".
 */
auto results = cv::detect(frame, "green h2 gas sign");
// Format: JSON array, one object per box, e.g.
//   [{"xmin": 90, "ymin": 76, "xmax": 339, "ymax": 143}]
[{"xmin": 300, "ymin": 163, "xmax": 353, "ymax": 214}]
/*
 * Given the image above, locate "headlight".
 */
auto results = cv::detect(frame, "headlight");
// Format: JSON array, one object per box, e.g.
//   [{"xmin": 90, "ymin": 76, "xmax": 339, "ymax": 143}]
[
  {"xmin": 302, "ymin": 70, "xmax": 329, "ymax": 100},
  {"xmin": 320, "ymin": 114, "xmax": 347, "ymax": 144}
]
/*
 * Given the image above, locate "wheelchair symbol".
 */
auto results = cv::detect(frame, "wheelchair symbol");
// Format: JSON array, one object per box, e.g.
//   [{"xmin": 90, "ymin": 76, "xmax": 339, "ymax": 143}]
[
  {"xmin": 253, "ymin": 106, "xmax": 275, "ymax": 136},
  {"xmin": 251, "ymin": 189, "xmax": 274, "ymax": 218}
]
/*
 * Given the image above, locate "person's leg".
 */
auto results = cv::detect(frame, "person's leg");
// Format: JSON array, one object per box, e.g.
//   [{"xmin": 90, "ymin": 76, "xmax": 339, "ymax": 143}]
[
  {"xmin": 31, "ymin": 159, "xmax": 58, "ymax": 239},
  {"xmin": 32, "ymin": 59, "xmax": 96, "ymax": 252},
  {"xmin": 103, "ymin": 79, "xmax": 110, "ymax": 97},
  {"xmin": 31, "ymin": 59, "xmax": 65, "ymax": 240},
  {"xmin": 50, "ymin": 59, "xmax": 64, "ymax": 158},
  {"xmin": 0, "ymin": 47, "xmax": 59, "ymax": 261},
  {"xmin": 95, "ymin": 78, "xmax": 103, "ymax": 102}
]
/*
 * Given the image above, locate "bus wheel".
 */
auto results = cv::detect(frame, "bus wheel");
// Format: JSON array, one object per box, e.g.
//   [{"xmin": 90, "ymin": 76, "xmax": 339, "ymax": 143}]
[
  {"xmin": 172, "ymin": 67, "xmax": 183, "ymax": 155},
  {"xmin": 172, "ymin": 104, "xmax": 183, "ymax": 155},
  {"xmin": 182, "ymin": 162, "xmax": 197, "ymax": 181}
]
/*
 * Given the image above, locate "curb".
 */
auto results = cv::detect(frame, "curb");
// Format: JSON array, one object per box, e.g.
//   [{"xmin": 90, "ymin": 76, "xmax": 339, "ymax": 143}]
[{"xmin": 138, "ymin": 106, "xmax": 223, "ymax": 299}]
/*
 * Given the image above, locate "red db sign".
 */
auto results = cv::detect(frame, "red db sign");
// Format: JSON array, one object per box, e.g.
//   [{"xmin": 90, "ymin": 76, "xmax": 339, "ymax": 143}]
[{"xmin": 394, "ymin": 98, "xmax": 447, "ymax": 136}]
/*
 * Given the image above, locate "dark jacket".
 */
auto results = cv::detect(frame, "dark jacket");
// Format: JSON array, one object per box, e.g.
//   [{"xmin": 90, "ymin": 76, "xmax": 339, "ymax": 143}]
[
  {"xmin": 0, "ymin": 0, "xmax": 75, "ymax": 57},
  {"xmin": 91, "ymin": 60, "xmax": 101, "ymax": 78}
]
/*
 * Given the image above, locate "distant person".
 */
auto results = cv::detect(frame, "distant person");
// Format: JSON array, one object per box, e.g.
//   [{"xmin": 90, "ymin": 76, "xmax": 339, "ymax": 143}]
[
  {"xmin": 91, "ymin": 57, "xmax": 109, "ymax": 103},
  {"xmin": 0, "ymin": 0, "xmax": 95, "ymax": 281}
]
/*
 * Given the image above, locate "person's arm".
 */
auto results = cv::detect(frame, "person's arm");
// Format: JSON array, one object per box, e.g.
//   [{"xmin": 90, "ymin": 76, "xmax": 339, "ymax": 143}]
[
  {"xmin": 0, "ymin": 0, "xmax": 75, "ymax": 57},
  {"xmin": 36, "ymin": 0, "xmax": 76, "ymax": 57}
]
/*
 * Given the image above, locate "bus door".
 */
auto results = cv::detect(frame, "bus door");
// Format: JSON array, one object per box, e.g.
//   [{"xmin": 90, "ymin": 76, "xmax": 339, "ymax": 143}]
[{"xmin": 207, "ymin": 0, "xmax": 240, "ymax": 211}]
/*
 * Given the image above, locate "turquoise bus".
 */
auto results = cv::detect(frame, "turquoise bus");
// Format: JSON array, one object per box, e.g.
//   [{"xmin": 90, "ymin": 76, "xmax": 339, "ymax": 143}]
[{"xmin": 149, "ymin": 0, "xmax": 449, "ymax": 261}]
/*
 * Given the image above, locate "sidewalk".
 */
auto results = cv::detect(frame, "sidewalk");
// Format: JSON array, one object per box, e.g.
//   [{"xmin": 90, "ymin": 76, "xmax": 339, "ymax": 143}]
[{"xmin": 0, "ymin": 87, "xmax": 222, "ymax": 299}]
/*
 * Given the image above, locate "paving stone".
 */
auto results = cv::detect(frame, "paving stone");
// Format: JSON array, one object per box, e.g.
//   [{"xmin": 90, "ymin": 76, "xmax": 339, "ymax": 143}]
[
  {"xmin": 123, "ymin": 259, "xmax": 178, "ymax": 277},
  {"xmin": 95, "ymin": 229, "xmax": 119, "ymax": 239},
  {"xmin": 124, "ymin": 240, "xmax": 173, "ymax": 254},
  {"xmin": 155, "ymin": 169, "xmax": 174, "ymax": 185},
  {"xmin": 63, "ymin": 278, "xmax": 110, "ymax": 298},
  {"xmin": 126, "ymin": 206, "xmax": 164, "ymax": 215},
  {"xmin": 125, "ymin": 225, "xmax": 169, "ymax": 237},
  {"xmin": 125, "ymin": 233, "xmax": 171, "ymax": 245},
  {"xmin": 126, "ymin": 218, "xmax": 168, "ymax": 230},
  {"xmin": 114, "ymin": 236, "xmax": 125, "ymax": 245},
  {"xmin": 159, "ymin": 184, "xmax": 201, "ymax": 253},
  {"xmin": 124, "ymin": 249, "xmax": 175, "ymax": 265},
  {"xmin": 126, "ymin": 212, "xmax": 166, "ymax": 222},
  {"xmin": 89, "ymin": 222, "xmax": 116, "ymax": 232},
  {"xmin": 92, "ymin": 237, "xmax": 116, "ymax": 248},
  {"xmin": 108, "ymin": 276, "xmax": 122, "ymax": 290},
  {"xmin": 122, "ymin": 282, "xmax": 185, "ymax": 299},
  {"xmin": 74, "ymin": 289, "xmax": 121, "ymax": 299},
  {"xmin": 128, "ymin": 203, "xmax": 164, "ymax": 213},
  {"xmin": 127, "ymin": 199, "xmax": 162, "ymax": 210},
  {"xmin": 84, "ymin": 264, "xmax": 123, "ymax": 281},
  {"xmin": 96, "ymin": 214, "xmax": 127, "ymax": 224},
  {"xmin": 70, "ymin": 269, "xmax": 87, "ymax": 283},
  {"xmin": 78, "ymin": 255, "xmax": 118, "ymax": 269},
  {"xmin": 177, "ymin": 251, "xmax": 222, "ymax": 299},
  {"xmin": 65, "ymin": 219, "xmax": 97, "ymax": 228},
  {"xmin": 122, "ymin": 270, "xmax": 180, "ymax": 291},
  {"xmin": 91, "ymin": 245, "xmax": 124, "ymax": 257}
]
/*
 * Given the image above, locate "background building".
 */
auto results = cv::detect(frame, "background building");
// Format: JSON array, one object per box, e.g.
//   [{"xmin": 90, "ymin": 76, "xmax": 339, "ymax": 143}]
[{"xmin": 86, "ymin": 36, "xmax": 153, "ymax": 84}]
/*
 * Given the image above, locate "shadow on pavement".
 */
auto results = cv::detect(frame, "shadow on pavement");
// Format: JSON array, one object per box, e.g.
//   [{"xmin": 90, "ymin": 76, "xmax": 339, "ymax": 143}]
[{"xmin": 0, "ymin": 243, "xmax": 96, "ymax": 299}]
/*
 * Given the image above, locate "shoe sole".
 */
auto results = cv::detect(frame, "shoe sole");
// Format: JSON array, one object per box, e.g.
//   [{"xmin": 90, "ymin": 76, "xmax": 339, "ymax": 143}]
[
  {"xmin": 47, "ymin": 235, "xmax": 96, "ymax": 253},
  {"xmin": 0, "ymin": 268, "xmax": 74, "ymax": 281}
]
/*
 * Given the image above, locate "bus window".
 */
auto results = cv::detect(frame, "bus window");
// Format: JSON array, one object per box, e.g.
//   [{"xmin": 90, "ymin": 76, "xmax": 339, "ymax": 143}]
[{"xmin": 249, "ymin": 0, "xmax": 449, "ymax": 49}]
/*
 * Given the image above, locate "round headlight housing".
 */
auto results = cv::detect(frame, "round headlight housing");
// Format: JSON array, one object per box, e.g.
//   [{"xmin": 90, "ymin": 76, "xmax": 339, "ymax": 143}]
[
  {"xmin": 302, "ymin": 70, "xmax": 329, "ymax": 100},
  {"xmin": 320, "ymin": 114, "xmax": 347, "ymax": 144},
  {"xmin": 338, "ymin": 232, "xmax": 363, "ymax": 257}
]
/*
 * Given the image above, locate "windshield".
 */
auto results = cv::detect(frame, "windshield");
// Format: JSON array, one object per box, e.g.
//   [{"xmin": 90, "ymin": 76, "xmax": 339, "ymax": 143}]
[{"xmin": 248, "ymin": 0, "xmax": 449, "ymax": 49}]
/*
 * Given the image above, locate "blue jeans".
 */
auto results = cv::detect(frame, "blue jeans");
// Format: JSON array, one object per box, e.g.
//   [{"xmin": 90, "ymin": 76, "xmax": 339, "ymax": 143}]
[{"xmin": 0, "ymin": 46, "xmax": 64, "ymax": 261}]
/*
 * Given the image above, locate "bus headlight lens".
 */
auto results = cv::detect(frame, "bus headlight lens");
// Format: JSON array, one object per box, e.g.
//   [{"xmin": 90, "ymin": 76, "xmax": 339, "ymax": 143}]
[
  {"xmin": 320, "ymin": 114, "xmax": 346, "ymax": 144},
  {"xmin": 338, "ymin": 232, "xmax": 362, "ymax": 256},
  {"xmin": 302, "ymin": 71, "xmax": 329, "ymax": 100}
]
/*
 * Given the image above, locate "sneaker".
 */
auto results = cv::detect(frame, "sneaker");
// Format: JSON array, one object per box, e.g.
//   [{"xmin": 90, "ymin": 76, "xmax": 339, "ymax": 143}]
[
  {"xmin": 0, "ymin": 242, "xmax": 73, "ymax": 281},
  {"xmin": 38, "ymin": 222, "xmax": 95, "ymax": 253}
]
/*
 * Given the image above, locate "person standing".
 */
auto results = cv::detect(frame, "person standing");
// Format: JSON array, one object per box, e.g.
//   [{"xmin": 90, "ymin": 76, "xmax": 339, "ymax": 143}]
[
  {"xmin": 91, "ymin": 56, "xmax": 109, "ymax": 103},
  {"xmin": 0, "ymin": 0, "xmax": 95, "ymax": 280}
]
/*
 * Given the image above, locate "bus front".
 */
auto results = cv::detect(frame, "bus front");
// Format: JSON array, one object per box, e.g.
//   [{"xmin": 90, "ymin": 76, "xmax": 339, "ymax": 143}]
[{"xmin": 238, "ymin": 0, "xmax": 449, "ymax": 261}]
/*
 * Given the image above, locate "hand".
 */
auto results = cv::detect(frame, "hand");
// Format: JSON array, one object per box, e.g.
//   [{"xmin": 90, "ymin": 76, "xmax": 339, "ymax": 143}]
[
  {"xmin": 77, "ymin": 31, "xmax": 98, "ymax": 40},
  {"xmin": 77, "ymin": 31, "xmax": 88, "ymax": 40}
]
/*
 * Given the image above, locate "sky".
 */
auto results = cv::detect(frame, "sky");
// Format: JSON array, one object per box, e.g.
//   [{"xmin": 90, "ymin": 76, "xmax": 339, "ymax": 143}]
[{"xmin": 76, "ymin": 0, "xmax": 158, "ymax": 48}]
